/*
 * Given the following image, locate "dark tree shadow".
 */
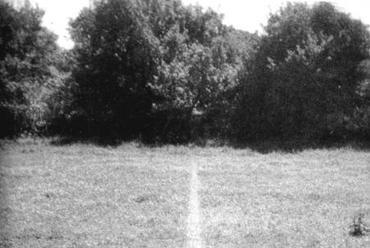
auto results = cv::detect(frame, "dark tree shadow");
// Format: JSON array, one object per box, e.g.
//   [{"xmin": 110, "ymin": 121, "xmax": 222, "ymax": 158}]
[
  {"xmin": 49, "ymin": 136, "xmax": 123, "ymax": 147},
  {"xmin": 48, "ymin": 134, "xmax": 370, "ymax": 153},
  {"xmin": 232, "ymin": 138, "xmax": 370, "ymax": 154}
]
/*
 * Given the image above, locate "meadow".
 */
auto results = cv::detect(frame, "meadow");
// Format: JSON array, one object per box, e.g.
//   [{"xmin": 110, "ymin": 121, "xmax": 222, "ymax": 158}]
[{"xmin": 0, "ymin": 138, "xmax": 369, "ymax": 247}]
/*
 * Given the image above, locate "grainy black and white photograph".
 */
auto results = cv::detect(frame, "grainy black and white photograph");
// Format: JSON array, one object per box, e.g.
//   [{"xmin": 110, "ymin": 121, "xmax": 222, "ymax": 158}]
[{"xmin": 0, "ymin": 0, "xmax": 370, "ymax": 247}]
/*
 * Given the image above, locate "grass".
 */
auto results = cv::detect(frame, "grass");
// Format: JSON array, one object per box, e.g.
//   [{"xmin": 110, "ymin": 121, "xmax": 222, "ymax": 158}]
[
  {"xmin": 0, "ymin": 139, "xmax": 190, "ymax": 248},
  {"xmin": 199, "ymin": 148, "xmax": 370, "ymax": 247},
  {"xmin": 0, "ymin": 138, "xmax": 369, "ymax": 247}
]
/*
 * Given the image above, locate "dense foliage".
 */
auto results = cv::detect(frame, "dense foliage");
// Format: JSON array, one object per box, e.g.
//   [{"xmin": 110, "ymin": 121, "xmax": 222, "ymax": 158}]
[
  {"xmin": 0, "ymin": 0, "xmax": 65, "ymax": 137},
  {"xmin": 68, "ymin": 0, "xmax": 257, "ymax": 142},
  {"xmin": 235, "ymin": 2, "xmax": 370, "ymax": 142},
  {"xmin": 1, "ymin": 0, "xmax": 369, "ymax": 145}
]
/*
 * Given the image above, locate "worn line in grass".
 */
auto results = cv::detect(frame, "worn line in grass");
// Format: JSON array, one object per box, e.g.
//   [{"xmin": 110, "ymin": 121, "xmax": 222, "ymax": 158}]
[{"xmin": 187, "ymin": 159, "xmax": 203, "ymax": 248}]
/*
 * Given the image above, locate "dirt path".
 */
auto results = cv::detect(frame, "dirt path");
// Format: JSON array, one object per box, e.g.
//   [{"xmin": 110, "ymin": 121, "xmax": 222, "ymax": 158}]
[{"xmin": 186, "ymin": 159, "xmax": 203, "ymax": 248}]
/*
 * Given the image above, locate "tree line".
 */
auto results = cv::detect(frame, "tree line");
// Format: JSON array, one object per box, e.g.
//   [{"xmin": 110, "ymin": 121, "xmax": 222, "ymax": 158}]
[{"xmin": 1, "ymin": 0, "xmax": 369, "ymax": 145}]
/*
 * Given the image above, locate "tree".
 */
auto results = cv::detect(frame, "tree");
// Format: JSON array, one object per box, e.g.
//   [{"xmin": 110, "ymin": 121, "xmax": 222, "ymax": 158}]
[
  {"xmin": 69, "ymin": 0, "xmax": 159, "ymax": 138},
  {"xmin": 69, "ymin": 0, "xmax": 258, "ymax": 142},
  {"xmin": 0, "ymin": 0, "xmax": 59, "ymax": 137},
  {"xmin": 148, "ymin": 4, "xmax": 258, "ymax": 142},
  {"xmin": 235, "ymin": 2, "xmax": 370, "ymax": 142}
]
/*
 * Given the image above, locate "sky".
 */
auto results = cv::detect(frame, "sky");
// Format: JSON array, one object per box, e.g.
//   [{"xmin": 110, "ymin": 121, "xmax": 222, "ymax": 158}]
[{"xmin": 24, "ymin": 0, "xmax": 370, "ymax": 49}]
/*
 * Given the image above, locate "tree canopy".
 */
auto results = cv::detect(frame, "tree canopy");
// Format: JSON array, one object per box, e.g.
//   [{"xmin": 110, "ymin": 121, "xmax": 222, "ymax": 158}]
[
  {"xmin": 235, "ymin": 2, "xmax": 370, "ymax": 142},
  {"xmin": 68, "ymin": 0, "xmax": 257, "ymax": 142},
  {"xmin": 0, "ymin": 0, "xmax": 59, "ymax": 137},
  {"xmin": 1, "ymin": 0, "xmax": 369, "ymax": 145}
]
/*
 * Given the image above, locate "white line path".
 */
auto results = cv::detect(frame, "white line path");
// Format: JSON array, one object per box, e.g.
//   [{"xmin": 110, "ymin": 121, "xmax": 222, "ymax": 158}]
[{"xmin": 187, "ymin": 160, "xmax": 203, "ymax": 248}]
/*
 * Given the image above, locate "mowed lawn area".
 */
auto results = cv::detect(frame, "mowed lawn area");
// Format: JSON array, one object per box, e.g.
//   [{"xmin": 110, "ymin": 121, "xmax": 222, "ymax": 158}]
[
  {"xmin": 0, "ymin": 139, "xmax": 369, "ymax": 247},
  {"xmin": 0, "ymin": 140, "xmax": 190, "ymax": 248},
  {"xmin": 199, "ymin": 148, "xmax": 370, "ymax": 248}
]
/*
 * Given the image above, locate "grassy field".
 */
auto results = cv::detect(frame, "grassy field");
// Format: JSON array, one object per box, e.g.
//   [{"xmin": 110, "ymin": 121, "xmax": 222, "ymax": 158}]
[
  {"xmin": 199, "ymin": 148, "xmax": 370, "ymax": 248},
  {"xmin": 0, "ymin": 138, "xmax": 369, "ymax": 247},
  {"xmin": 0, "ymin": 139, "xmax": 190, "ymax": 248}
]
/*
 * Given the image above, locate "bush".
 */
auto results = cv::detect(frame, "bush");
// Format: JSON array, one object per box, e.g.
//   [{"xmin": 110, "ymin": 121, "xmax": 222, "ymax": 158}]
[{"xmin": 234, "ymin": 2, "xmax": 370, "ymax": 143}]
